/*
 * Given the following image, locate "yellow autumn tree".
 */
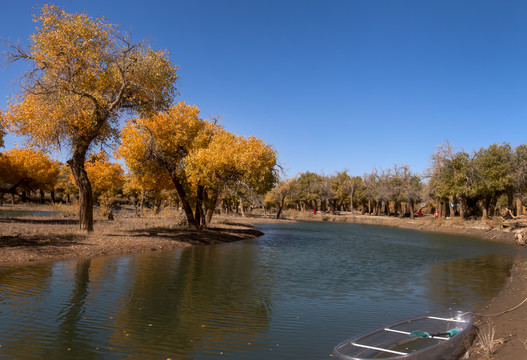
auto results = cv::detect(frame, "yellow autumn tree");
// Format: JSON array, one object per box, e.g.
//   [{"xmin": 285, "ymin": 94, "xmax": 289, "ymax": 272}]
[
  {"xmin": 186, "ymin": 129, "xmax": 277, "ymax": 223},
  {"xmin": 264, "ymin": 178, "xmax": 296, "ymax": 219},
  {"xmin": 118, "ymin": 101, "xmax": 211, "ymax": 227},
  {"xmin": 55, "ymin": 163, "xmax": 78, "ymax": 203},
  {"xmin": 3, "ymin": 4, "xmax": 178, "ymax": 231},
  {"xmin": 85, "ymin": 151, "xmax": 124, "ymax": 208},
  {"xmin": 118, "ymin": 101, "xmax": 278, "ymax": 228},
  {"xmin": 123, "ymin": 170, "xmax": 177, "ymax": 215},
  {"xmin": 0, "ymin": 148, "xmax": 60, "ymax": 201}
]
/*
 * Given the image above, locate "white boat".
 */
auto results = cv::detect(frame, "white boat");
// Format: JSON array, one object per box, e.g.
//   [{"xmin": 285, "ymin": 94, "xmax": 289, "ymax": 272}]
[{"xmin": 333, "ymin": 310, "xmax": 473, "ymax": 359}]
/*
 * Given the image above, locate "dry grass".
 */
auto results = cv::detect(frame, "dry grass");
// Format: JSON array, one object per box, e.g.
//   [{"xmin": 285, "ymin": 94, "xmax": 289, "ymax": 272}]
[
  {"xmin": 485, "ymin": 217, "xmax": 504, "ymax": 229},
  {"xmin": 50, "ymin": 203, "xmax": 78, "ymax": 217},
  {"xmin": 476, "ymin": 321, "xmax": 502, "ymax": 359}
]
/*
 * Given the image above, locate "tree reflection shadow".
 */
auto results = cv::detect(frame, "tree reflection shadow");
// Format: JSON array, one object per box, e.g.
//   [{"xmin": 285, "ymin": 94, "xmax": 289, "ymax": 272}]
[
  {"xmin": 108, "ymin": 244, "xmax": 273, "ymax": 357},
  {"xmin": 426, "ymin": 254, "xmax": 514, "ymax": 309}
]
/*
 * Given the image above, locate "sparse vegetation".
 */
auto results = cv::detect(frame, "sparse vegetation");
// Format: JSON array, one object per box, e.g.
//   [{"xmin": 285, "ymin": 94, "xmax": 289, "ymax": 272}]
[{"xmin": 476, "ymin": 321, "xmax": 502, "ymax": 359}]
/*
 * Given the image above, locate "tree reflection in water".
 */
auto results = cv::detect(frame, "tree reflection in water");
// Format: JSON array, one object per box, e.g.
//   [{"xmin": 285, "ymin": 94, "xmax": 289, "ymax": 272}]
[{"xmin": 426, "ymin": 254, "xmax": 514, "ymax": 310}]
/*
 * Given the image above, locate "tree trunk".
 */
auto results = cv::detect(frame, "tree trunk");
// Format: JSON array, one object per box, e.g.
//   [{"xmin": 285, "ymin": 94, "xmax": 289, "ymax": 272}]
[
  {"xmin": 409, "ymin": 200, "xmax": 415, "ymax": 219},
  {"xmin": 194, "ymin": 185, "xmax": 204, "ymax": 228},
  {"xmin": 40, "ymin": 189, "xmax": 45, "ymax": 203},
  {"xmin": 239, "ymin": 196, "xmax": 246, "ymax": 217},
  {"xmin": 68, "ymin": 153, "xmax": 94, "ymax": 232},
  {"xmin": 459, "ymin": 197, "xmax": 466, "ymax": 219},
  {"xmin": 507, "ymin": 190, "xmax": 514, "ymax": 214},
  {"xmin": 516, "ymin": 195, "xmax": 524, "ymax": 216},
  {"xmin": 481, "ymin": 196, "xmax": 491, "ymax": 220},
  {"xmin": 204, "ymin": 190, "xmax": 219, "ymax": 225},
  {"xmin": 170, "ymin": 176, "xmax": 197, "ymax": 228},
  {"xmin": 139, "ymin": 189, "xmax": 146, "ymax": 216},
  {"xmin": 276, "ymin": 199, "xmax": 284, "ymax": 219},
  {"xmin": 448, "ymin": 196, "xmax": 455, "ymax": 217},
  {"xmin": 482, "ymin": 206, "xmax": 488, "ymax": 219}
]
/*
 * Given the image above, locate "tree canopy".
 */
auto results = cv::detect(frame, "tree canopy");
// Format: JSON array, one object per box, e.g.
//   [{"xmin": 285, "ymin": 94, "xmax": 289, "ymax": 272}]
[
  {"xmin": 118, "ymin": 101, "xmax": 277, "ymax": 228},
  {"xmin": 0, "ymin": 148, "xmax": 60, "ymax": 198},
  {"xmin": 3, "ymin": 4, "xmax": 178, "ymax": 231}
]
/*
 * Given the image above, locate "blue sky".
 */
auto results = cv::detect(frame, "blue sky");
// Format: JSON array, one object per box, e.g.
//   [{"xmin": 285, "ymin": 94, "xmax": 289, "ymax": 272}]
[{"xmin": 1, "ymin": 0, "xmax": 527, "ymax": 178}]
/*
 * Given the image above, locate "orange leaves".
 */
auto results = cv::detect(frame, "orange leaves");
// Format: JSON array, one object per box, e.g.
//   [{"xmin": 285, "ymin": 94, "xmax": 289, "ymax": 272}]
[
  {"xmin": 85, "ymin": 151, "xmax": 124, "ymax": 198},
  {"xmin": 118, "ymin": 101, "xmax": 209, "ymax": 179},
  {"xmin": 118, "ymin": 101, "xmax": 278, "ymax": 197},
  {"xmin": 0, "ymin": 148, "xmax": 60, "ymax": 191},
  {"xmin": 239, "ymin": 136, "xmax": 278, "ymax": 193},
  {"xmin": 30, "ymin": 5, "xmax": 114, "ymax": 79},
  {"xmin": 6, "ymin": 4, "xmax": 178, "ymax": 151},
  {"xmin": 186, "ymin": 129, "xmax": 277, "ymax": 194}
]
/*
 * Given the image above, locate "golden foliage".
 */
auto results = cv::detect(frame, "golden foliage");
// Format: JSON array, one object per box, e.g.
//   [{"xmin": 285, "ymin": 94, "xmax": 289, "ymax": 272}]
[
  {"xmin": 0, "ymin": 148, "xmax": 60, "ymax": 191},
  {"xmin": 186, "ymin": 130, "xmax": 277, "ymax": 194},
  {"xmin": 56, "ymin": 163, "xmax": 78, "ymax": 195},
  {"xmin": 85, "ymin": 151, "xmax": 124, "ymax": 198},
  {"xmin": 5, "ymin": 4, "xmax": 178, "ymax": 150},
  {"xmin": 118, "ymin": 101, "xmax": 277, "ymax": 196},
  {"xmin": 117, "ymin": 101, "xmax": 209, "ymax": 180}
]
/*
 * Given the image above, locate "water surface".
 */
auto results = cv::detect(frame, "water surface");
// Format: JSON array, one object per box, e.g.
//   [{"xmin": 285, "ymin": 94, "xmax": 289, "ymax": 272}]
[
  {"xmin": 0, "ymin": 221, "xmax": 521, "ymax": 359},
  {"xmin": 0, "ymin": 209, "xmax": 57, "ymax": 217}
]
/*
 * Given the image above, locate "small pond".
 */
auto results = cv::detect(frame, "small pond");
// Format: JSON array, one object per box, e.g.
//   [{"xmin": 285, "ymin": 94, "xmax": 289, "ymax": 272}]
[{"xmin": 0, "ymin": 221, "xmax": 522, "ymax": 359}]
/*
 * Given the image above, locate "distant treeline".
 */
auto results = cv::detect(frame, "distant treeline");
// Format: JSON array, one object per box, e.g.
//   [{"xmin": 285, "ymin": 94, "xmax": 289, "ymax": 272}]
[{"xmin": 264, "ymin": 142, "xmax": 527, "ymax": 220}]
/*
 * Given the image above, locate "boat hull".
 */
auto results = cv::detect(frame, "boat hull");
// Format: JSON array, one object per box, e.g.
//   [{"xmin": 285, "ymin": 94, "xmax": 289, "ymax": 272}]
[{"xmin": 333, "ymin": 310, "xmax": 473, "ymax": 360}]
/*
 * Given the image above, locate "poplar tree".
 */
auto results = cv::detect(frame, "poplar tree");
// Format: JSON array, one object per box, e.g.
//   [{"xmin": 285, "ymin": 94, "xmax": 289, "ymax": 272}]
[{"xmin": 4, "ymin": 5, "xmax": 177, "ymax": 231}]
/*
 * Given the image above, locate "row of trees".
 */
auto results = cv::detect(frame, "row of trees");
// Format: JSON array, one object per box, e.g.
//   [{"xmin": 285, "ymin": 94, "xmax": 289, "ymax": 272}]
[
  {"xmin": 265, "ymin": 165, "xmax": 424, "ymax": 219},
  {"xmin": 0, "ymin": 142, "xmax": 272, "ymax": 226},
  {"xmin": 0, "ymin": 148, "xmax": 123, "ymax": 206},
  {"xmin": 117, "ymin": 102, "xmax": 277, "ymax": 228},
  {"xmin": 0, "ymin": 4, "xmax": 277, "ymax": 230},
  {"xmin": 428, "ymin": 142, "xmax": 527, "ymax": 219},
  {"xmin": 265, "ymin": 142, "xmax": 527, "ymax": 220}
]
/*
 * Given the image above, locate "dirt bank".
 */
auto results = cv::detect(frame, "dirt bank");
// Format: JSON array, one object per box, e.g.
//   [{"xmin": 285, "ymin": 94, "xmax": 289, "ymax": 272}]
[
  {"xmin": 283, "ymin": 212, "xmax": 518, "ymax": 243},
  {"xmin": 0, "ymin": 214, "xmax": 262, "ymax": 267},
  {"xmin": 461, "ymin": 258, "xmax": 527, "ymax": 359}
]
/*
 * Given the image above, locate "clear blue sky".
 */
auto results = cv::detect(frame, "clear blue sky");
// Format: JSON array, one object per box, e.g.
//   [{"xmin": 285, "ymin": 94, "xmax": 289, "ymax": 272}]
[{"xmin": 1, "ymin": 0, "xmax": 527, "ymax": 178}]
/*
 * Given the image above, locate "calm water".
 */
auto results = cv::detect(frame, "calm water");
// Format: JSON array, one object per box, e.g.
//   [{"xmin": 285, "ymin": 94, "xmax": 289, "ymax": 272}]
[
  {"xmin": 0, "ymin": 222, "xmax": 521, "ymax": 359},
  {"xmin": 0, "ymin": 209, "xmax": 57, "ymax": 217}
]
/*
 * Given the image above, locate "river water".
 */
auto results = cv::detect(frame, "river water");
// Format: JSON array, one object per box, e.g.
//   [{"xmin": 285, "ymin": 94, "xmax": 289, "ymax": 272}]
[{"xmin": 0, "ymin": 221, "xmax": 521, "ymax": 359}]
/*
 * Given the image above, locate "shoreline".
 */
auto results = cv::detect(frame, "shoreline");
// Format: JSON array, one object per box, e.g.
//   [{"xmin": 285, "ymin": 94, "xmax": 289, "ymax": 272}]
[
  {"xmin": 1, "ymin": 208, "xmax": 527, "ymax": 358},
  {"xmin": 251, "ymin": 213, "xmax": 527, "ymax": 358},
  {"xmin": 274, "ymin": 212, "xmax": 518, "ymax": 243},
  {"xmin": 266, "ymin": 213, "xmax": 527, "ymax": 359},
  {"xmin": 0, "ymin": 214, "xmax": 263, "ymax": 267}
]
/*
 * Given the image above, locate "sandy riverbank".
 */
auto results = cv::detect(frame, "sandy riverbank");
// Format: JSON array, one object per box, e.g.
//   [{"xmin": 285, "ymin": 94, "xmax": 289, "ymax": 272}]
[{"xmin": 0, "ymin": 212, "xmax": 263, "ymax": 267}]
